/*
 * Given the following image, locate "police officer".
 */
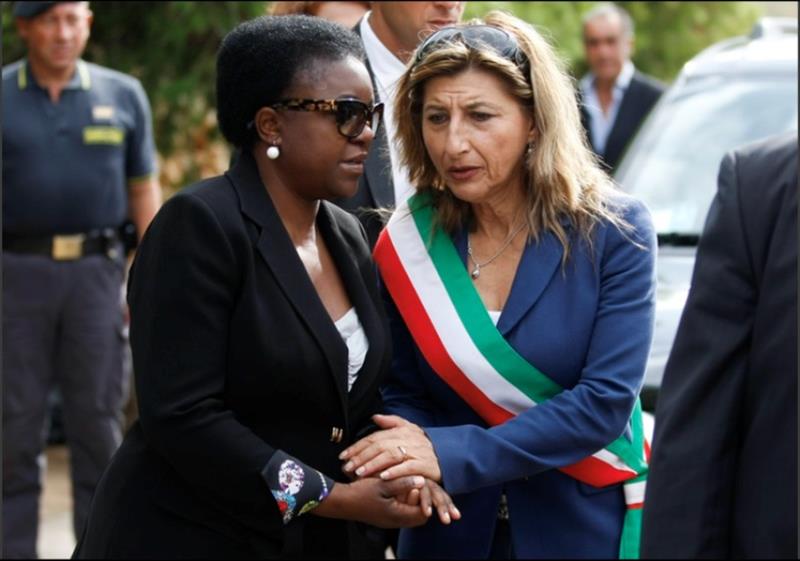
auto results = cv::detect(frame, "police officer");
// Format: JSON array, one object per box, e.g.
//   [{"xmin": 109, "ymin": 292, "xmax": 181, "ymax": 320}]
[{"xmin": 2, "ymin": 2, "xmax": 161, "ymax": 557}]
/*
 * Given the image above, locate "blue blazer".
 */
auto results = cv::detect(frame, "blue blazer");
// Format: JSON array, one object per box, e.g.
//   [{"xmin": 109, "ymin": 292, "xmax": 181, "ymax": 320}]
[{"xmin": 381, "ymin": 196, "xmax": 656, "ymax": 559}]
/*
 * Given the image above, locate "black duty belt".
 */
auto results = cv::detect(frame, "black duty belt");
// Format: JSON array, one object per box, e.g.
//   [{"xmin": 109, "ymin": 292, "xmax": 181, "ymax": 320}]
[{"xmin": 3, "ymin": 229, "xmax": 122, "ymax": 261}]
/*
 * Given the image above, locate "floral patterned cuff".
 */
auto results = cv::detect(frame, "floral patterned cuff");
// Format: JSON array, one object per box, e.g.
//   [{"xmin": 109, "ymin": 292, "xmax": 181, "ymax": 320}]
[{"xmin": 261, "ymin": 450, "xmax": 334, "ymax": 525}]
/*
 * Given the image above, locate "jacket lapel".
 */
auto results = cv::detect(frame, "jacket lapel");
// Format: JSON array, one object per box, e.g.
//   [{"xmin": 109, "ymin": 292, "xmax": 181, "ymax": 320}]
[
  {"xmin": 363, "ymin": 124, "xmax": 395, "ymax": 209},
  {"xmin": 317, "ymin": 203, "xmax": 386, "ymax": 398},
  {"xmin": 225, "ymin": 151, "xmax": 349, "ymax": 410},
  {"xmin": 353, "ymin": 17, "xmax": 395, "ymax": 210},
  {"xmin": 578, "ymin": 92, "xmax": 595, "ymax": 152},
  {"xmin": 452, "ymin": 223, "xmax": 564, "ymax": 337},
  {"xmin": 497, "ymin": 232, "xmax": 564, "ymax": 336},
  {"xmin": 604, "ymin": 73, "xmax": 645, "ymax": 167}
]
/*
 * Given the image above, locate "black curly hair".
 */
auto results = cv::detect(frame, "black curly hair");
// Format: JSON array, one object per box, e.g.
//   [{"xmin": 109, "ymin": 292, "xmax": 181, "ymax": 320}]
[{"xmin": 216, "ymin": 15, "xmax": 366, "ymax": 149}]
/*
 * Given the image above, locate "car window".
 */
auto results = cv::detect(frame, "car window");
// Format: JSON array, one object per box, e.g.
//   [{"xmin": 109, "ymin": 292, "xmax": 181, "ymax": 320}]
[{"xmin": 615, "ymin": 75, "xmax": 797, "ymax": 235}]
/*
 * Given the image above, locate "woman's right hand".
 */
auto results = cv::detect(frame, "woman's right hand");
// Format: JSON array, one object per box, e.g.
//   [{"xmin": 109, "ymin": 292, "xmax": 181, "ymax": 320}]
[{"xmin": 312, "ymin": 476, "xmax": 430, "ymax": 528}]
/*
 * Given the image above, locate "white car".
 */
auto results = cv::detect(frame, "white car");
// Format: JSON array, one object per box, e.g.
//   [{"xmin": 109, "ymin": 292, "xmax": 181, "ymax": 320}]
[{"xmin": 614, "ymin": 18, "xmax": 798, "ymax": 413}]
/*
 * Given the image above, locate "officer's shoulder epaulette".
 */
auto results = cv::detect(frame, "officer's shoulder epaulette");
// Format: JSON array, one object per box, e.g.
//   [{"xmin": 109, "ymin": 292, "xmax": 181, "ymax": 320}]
[
  {"xmin": 83, "ymin": 61, "xmax": 143, "ymax": 90},
  {"xmin": 2, "ymin": 59, "xmax": 25, "ymax": 83}
]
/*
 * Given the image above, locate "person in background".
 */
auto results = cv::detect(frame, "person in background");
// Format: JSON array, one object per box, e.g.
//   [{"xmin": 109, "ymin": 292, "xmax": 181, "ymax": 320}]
[
  {"xmin": 72, "ymin": 15, "xmax": 457, "ymax": 559},
  {"xmin": 2, "ymin": 2, "xmax": 161, "ymax": 557},
  {"xmin": 341, "ymin": 11, "xmax": 656, "ymax": 559},
  {"xmin": 337, "ymin": 1, "xmax": 466, "ymax": 247},
  {"xmin": 579, "ymin": 3, "xmax": 665, "ymax": 174},
  {"xmin": 268, "ymin": 1, "xmax": 371, "ymax": 28},
  {"xmin": 641, "ymin": 132, "xmax": 798, "ymax": 559}
]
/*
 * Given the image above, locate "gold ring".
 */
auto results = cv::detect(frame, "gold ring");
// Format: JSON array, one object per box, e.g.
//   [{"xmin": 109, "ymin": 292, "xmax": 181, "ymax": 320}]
[{"xmin": 398, "ymin": 445, "xmax": 408, "ymax": 460}]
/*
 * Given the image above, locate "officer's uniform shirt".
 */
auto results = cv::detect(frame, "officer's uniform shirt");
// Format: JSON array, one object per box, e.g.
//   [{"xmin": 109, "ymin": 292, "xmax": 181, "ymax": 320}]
[{"xmin": 2, "ymin": 59, "xmax": 157, "ymax": 236}]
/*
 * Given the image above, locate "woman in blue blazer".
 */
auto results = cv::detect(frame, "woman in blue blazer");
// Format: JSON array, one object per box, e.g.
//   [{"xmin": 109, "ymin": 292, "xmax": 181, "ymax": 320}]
[{"xmin": 340, "ymin": 12, "xmax": 656, "ymax": 559}]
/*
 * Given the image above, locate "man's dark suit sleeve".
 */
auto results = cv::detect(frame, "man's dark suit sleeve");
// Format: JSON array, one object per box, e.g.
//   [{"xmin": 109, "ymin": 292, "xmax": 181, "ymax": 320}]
[{"xmin": 640, "ymin": 151, "xmax": 755, "ymax": 558}]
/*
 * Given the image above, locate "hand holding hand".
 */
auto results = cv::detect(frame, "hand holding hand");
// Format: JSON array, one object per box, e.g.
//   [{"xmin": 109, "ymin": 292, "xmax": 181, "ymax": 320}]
[
  {"xmin": 312, "ymin": 475, "xmax": 430, "ymax": 529},
  {"xmin": 403, "ymin": 478, "xmax": 461, "ymax": 525},
  {"xmin": 340, "ymin": 414, "xmax": 442, "ymax": 482}
]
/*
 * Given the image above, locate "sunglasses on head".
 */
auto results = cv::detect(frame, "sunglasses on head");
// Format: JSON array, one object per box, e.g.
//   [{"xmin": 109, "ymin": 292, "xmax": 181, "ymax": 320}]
[
  {"xmin": 413, "ymin": 24, "xmax": 530, "ymax": 71},
  {"xmin": 268, "ymin": 98, "xmax": 384, "ymax": 139}
]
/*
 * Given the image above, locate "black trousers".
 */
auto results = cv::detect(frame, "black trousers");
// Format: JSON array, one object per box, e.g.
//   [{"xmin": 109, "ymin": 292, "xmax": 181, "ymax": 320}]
[{"xmin": 2, "ymin": 251, "xmax": 128, "ymax": 559}]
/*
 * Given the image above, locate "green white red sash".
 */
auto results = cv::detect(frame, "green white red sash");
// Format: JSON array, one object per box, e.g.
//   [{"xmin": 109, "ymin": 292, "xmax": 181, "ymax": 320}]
[{"xmin": 373, "ymin": 193, "xmax": 649, "ymax": 559}]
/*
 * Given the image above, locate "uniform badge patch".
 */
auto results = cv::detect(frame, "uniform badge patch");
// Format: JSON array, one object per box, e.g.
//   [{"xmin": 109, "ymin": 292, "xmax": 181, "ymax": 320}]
[
  {"xmin": 83, "ymin": 126, "xmax": 124, "ymax": 145},
  {"xmin": 92, "ymin": 105, "xmax": 115, "ymax": 120}
]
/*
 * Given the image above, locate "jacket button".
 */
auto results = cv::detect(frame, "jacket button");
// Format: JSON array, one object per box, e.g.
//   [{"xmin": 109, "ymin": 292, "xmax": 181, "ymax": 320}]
[{"xmin": 330, "ymin": 427, "xmax": 343, "ymax": 443}]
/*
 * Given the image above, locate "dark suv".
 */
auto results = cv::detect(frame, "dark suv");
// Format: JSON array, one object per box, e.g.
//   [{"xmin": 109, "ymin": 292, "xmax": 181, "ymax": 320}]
[{"xmin": 614, "ymin": 18, "xmax": 798, "ymax": 412}]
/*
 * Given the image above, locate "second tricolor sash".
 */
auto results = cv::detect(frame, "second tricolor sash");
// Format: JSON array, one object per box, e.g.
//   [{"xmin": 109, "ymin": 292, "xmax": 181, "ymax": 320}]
[{"xmin": 373, "ymin": 193, "xmax": 649, "ymax": 559}]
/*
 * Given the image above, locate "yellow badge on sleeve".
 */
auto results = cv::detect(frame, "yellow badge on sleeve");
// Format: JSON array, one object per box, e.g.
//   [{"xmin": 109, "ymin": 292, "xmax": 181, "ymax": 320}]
[{"xmin": 83, "ymin": 126, "xmax": 124, "ymax": 145}]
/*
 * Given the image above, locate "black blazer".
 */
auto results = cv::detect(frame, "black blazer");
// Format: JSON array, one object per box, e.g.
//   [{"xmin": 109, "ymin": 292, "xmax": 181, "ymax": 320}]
[
  {"xmin": 73, "ymin": 150, "xmax": 392, "ymax": 559},
  {"xmin": 333, "ymin": 19, "xmax": 395, "ymax": 249},
  {"xmin": 640, "ymin": 132, "xmax": 798, "ymax": 558},
  {"xmin": 580, "ymin": 70, "xmax": 665, "ymax": 174}
]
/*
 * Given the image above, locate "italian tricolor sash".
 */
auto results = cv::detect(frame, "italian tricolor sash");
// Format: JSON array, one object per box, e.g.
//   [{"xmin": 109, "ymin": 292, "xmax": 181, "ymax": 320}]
[{"xmin": 373, "ymin": 193, "xmax": 649, "ymax": 559}]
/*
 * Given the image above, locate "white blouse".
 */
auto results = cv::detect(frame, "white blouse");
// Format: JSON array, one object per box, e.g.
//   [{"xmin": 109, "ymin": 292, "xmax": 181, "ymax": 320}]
[
  {"xmin": 334, "ymin": 307, "xmax": 369, "ymax": 392},
  {"xmin": 488, "ymin": 310, "xmax": 502, "ymax": 326}
]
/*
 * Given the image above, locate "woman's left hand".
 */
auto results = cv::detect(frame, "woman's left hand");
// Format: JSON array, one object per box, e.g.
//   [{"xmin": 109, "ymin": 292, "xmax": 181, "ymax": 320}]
[
  {"xmin": 340, "ymin": 414, "xmax": 442, "ymax": 482},
  {"xmin": 408, "ymin": 478, "xmax": 462, "ymax": 525}
]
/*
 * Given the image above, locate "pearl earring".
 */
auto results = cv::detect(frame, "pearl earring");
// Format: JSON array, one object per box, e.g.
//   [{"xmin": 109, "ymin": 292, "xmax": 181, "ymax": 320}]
[{"xmin": 266, "ymin": 145, "xmax": 280, "ymax": 160}]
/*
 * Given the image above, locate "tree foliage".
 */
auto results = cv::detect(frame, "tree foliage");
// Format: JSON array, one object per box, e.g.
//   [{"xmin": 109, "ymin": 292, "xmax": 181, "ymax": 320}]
[
  {"xmin": 464, "ymin": 2, "xmax": 761, "ymax": 79},
  {"xmin": 2, "ymin": 2, "xmax": 763, "ymax": 192}
]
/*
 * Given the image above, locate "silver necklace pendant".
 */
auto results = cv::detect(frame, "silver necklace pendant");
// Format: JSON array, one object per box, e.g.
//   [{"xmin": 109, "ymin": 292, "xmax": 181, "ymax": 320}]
[{"xmin": 467, "ymin": 220, "xmax": 527, "ymax": 282}]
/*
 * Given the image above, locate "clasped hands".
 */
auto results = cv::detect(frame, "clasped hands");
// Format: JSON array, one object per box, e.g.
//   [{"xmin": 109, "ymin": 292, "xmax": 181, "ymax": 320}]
[{"xmin": 339, "ymin": 414, "xmax": 460, "ymax": 526}]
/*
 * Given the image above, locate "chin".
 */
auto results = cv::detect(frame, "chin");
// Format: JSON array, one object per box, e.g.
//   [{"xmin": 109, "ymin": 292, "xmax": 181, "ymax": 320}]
[
  {"xmin": 446, "ymin": 181, "xmax": 490, "ymax": 205},
  {"xmin": 46, "ymin": 57, "xmax": 74, "ymax": 70},
  {"xmin": 324, "ymin": 178, "xmax": 360, "ymax": 201},
  {"xmin": 598, "ymin": 67, "xmax": 621, "ymax": 80}
]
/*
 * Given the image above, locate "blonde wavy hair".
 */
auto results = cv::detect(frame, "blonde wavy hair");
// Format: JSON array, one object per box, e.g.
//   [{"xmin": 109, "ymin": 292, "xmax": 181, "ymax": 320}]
[{"xmin": 393, "ymin": 10, "xmax": 633, "ymax": 261}]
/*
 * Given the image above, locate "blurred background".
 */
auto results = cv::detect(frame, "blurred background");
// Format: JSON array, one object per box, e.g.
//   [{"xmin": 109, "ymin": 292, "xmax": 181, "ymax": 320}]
[
  {"xmin": 2, "ymin": 1, "xmax": 797, "ymax": 558},
  {"xmin": 3, "ymin": 1, "xmax": 796, "ymax": 201}
]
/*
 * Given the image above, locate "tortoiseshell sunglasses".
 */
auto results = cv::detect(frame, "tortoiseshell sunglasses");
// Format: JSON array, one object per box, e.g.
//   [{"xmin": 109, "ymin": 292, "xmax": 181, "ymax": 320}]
[{"xmin": 268, "ymin": 97, "xmax": 384, "ymax": 139}]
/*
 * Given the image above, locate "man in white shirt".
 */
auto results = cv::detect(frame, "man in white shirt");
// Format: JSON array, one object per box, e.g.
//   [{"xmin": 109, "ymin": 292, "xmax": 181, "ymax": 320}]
[
  {"xmin": 579, "ymin": 3, "xmax": 664, "ymax": 174},
  {"xmin": 336, "ymin": 1, "xmax": 465, "ymax": 247}
]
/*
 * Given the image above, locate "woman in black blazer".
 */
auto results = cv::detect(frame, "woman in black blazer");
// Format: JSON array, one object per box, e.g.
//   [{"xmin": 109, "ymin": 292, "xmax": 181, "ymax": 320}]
[{"xmin": 73, "ymin": 16, "xmax": 454, "ymax": 559}]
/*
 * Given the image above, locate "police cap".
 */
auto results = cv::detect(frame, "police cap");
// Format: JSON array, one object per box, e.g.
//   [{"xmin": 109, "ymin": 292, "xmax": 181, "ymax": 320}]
[{"xmin": 13, "ymin": 2, "xmax": 61, "ymax": 19}]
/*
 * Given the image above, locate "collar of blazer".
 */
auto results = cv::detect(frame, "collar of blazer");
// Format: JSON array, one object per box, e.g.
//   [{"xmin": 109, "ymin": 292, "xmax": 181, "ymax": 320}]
[
  {"xmin": 224, "ymin": 150, "xmax": 386, "ymax": 417},
  {"xmin": 361, "ymin": 111, "xmax": 395, "ymax": 209},
  {"xmin": 602, "ymin": 73, "xmax": 646, "ymax": 164},
  {"xmin": 450, "ymin": 222, "xmax": 565, "ymax": 336},
  {"xmin": 352, "ymin": 16, "xmax": 396, "ymax": 210}
]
